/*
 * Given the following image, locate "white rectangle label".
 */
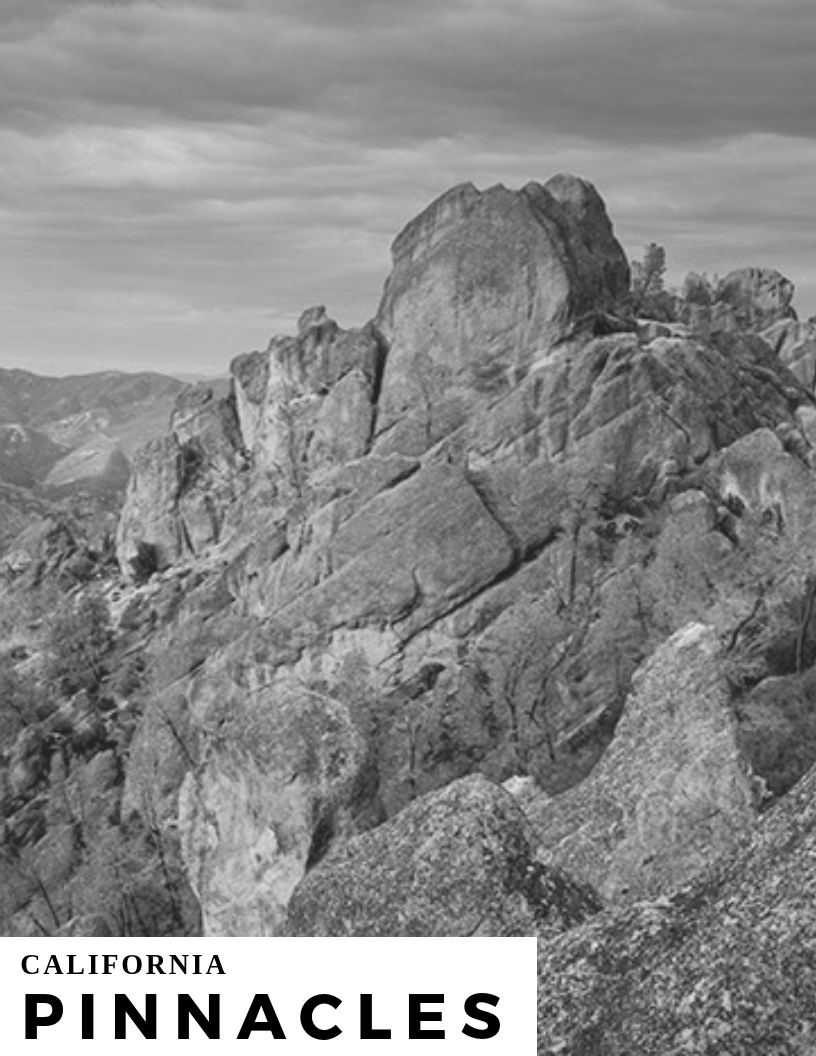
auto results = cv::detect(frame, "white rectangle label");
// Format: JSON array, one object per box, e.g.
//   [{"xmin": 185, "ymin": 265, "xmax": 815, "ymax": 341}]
[{"xmin": 0, "ymin": 937, "xmax": 537, "ymax": 1053}]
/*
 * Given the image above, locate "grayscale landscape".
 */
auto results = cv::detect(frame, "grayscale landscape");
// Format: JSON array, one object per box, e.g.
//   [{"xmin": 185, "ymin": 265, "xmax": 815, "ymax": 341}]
[{"xmin": 2, "ymin": 2, "xmax": 816, "ymax": 1053}]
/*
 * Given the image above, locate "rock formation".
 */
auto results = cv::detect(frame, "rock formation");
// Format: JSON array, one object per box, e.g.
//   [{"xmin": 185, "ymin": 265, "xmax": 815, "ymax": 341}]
[
  {"xmin": 105, "ymin": 177, "xmax": 816, "ymax": 936},
  {"xmin": 761, "ymin": 316, "xmax": 816, "ymax": 390},
  {"xmin": 178, "ymin": 682, "xmax": 377, "ymax": 936},
  {"xmin": 528, "ymin": 624, "xmax": 757, "ymax": 902},
  {"xmin": 372, "ymin": 176, "xmax": 628, "ymax": 457},
  {"xmin": 536, "ymin": 756, "xmax": 816, "ymax": 1053},
  {"xmin": 286, "ymin": 774, "xmax": 601, "ymax": 938},
  {"xmin": 715, "ymin": 266, "xmax": 796, "ymax": 332},
  {"xmin": 3, "ymin": 173, "xmax": 816, "ymax": 1048}
]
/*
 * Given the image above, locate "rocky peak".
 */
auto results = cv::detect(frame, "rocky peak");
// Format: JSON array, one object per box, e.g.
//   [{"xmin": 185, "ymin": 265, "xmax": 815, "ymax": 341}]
[
  {"xmin": 543, "ymin": 173, "xmax": 630, "ymax": 301},
  {"xmin": 20, "ymin": 170, "xmax": 816, "ymax": 1031},
  {"xmin": 388, "ymin": 181, "xmax": 481, "ymax": 268},
  {"xmin": 229, "ymin": 306, "xmax": 384, "ymax": 488},
  {"xmin": 715, "ymin": 266, "xmax": 797, "ymax": 332},
  {"xmin": 761, "ymin": 316, "xmax": 816, "ymax": 390},
  {"xmin": 529, "ymin": 624, "xmax": 758, "ymax": 903},
  {"xmin": 373, "ymin": 176, "xmax": 630, "ymax": 457}
]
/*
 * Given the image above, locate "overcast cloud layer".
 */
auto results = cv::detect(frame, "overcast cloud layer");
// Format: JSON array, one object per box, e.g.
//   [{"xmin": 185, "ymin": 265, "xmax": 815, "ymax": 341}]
[{"xmin": 1, "ymin": 0, "xmax": 814, "ymax": 376}]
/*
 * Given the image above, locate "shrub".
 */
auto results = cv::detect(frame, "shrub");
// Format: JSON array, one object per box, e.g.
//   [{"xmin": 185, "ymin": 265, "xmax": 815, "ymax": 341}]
[
  {"xmin": 46, "ymin": 592, "xmax": 114, "ymax": 699},
  {"xmin": 129, "ymin": 542, "xmax": 160, "ymax": 586}
]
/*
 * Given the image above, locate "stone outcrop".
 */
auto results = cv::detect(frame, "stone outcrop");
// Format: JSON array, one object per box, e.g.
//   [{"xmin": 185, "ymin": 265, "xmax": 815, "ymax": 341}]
[
  {"xmin": 714, "ymin": 267, "xmax": 797, "ymax": 333},
  {"xmin": 762, "ymin": 317, "xmax": 816, "ymax": 390},
  {"xmin": 536, "ymin": 756, "xmax": 816, "ymax": 1054},
  {"xmin": 674, "ymin": 267, "xmax": 800, "ymax": 344},
  {"xmin": 372, "ymin": 176, "xmax": 629, "ymax": 458},
  {"xmin": 115, "ymin": 383, "xmax": 245, "ymax": 573},
  {"xmin": 231, "ymin": 307, "xmax": 384, "ymax": 485},
  {"xmin": 105, "ymin": 176, "xmax": 816, "ymax": 939},
  {"xmin": 134, "ymin": 320, "xmax": 814, "ymax": 940},
  {"xmin": 528, "ymin": 624, "xmax": 758, "ymax": 902},
  {"xmin": 286, "ymin": 774, "xmax": 601, "ymax": 937},
  {"xmin": 11, "ymin": 171, "xmax": 816, "ymax": 978},
  {"xmin": 544, "ymin": 173, "xmax": 630, "ymax": 300},
  {"xmin": 178, "ymin": 679, "xmax": 379, "ymax": 936}
]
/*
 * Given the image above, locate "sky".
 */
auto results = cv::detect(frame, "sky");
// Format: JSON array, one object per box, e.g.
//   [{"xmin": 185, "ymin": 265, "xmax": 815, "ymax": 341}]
[{"xmin": 1, "ymin": 0, "xmax": 815, "ymax": 377}]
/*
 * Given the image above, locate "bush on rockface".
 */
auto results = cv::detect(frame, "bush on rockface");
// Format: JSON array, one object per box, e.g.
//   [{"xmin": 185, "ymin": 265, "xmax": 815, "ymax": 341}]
[
  {"xmin": 0, "ymin": 656, "xmax": 43, "ymax": 751},
  {"xmin": 735, "ymin": 667, "xmax": 816, "ymax": 797},
  {"xmin": 129, "ymin": 541, "xmax": 160, "ymax": 586},
  {"xmin": 45, "ymin": 591, "xmax": 114, "ymax": 699}
]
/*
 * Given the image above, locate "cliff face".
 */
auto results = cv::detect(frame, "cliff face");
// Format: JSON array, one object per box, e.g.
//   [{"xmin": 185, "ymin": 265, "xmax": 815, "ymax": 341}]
[
  {"xmin": 5, "ymin": 172, "xmax": 816, "ymax": 1047},
  {"xmin": 372, "ymin": 176, "xmax": 628, "ymax": 457},
  {"xmin": 104, "ymin": 175, "xmax": 816, "ymax": 943}
]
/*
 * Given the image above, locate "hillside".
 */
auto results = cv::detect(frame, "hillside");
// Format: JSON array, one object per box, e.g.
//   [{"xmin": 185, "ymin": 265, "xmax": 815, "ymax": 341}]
[
  {"xmin": 2, "ymin": 175, "xmax": 816, "ymax": 1052},
  {"xmin": 0, "ymin": 368, "xmax": 185, "ymax": 501}
]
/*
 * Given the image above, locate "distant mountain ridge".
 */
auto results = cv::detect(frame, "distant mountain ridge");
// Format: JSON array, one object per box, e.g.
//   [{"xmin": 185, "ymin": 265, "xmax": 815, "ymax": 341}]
[
  {"xmin": 0, "ymin": 367, "xmax": 183, "ymax": 434},
  {"xmin": 0, "ymin": 367, "xmax": 185, "ymax": 497}
]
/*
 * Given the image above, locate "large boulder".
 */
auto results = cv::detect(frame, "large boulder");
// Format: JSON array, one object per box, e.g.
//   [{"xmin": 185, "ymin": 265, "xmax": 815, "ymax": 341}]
[
  {"xmin": 537, "ymin": 757, "xmax": 816, "ymax": 1054},
  {"xmin": 286, "ymin": 774, "xmax": 600, "ymax": 937},
  {"xmin": 116, "ymin": 383, "xmax": 246, "ymax": 575},
  {"xmin": 231, "ymin": 307, "xmax": 384, "ymax": 486},
  {"xmin": 762, "ymin": 317, "xmax": 816, "ymax": 390},
  {"xmin": 528, "ymin": 624, "xmax": 758, "ymax": 902},
  {"xmin": 178, "ymin": 675, "xmax": 378, "ymax": 936},
  {"xmin": 373, "ymin": 177, "xmax": 629, "ymax": 457},
  {"xmin": 714, "ymin": 267, "xmax": 796, "ymax": 333},
  {"xmin": 544, "ymin": 173, "xmax": 630, "ymax": 300}
]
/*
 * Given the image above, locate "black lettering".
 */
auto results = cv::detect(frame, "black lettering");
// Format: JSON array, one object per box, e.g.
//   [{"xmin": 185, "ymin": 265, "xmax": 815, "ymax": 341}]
[
  {"xmin": 114, "ymin": 994, "xmax": 157, "ymax": 1039},
  {"xmin": 122, "ymin": 955, "xmax": 142, "ymax": 975},
  {"xmin": 237, "ymin": 995, "xmax": 286, "ymax": 1040},
  {"xmin": 208, "ymin": 954, "xmax": 225, "ymax": 975},
  {"xmin": 462, "ymin": 993, "xmax": 500, "ymax": 1039},
  {"xmin": 360, "ymin": 993, "xmax": 391, "ymax": 1040},
  {"xmin": 21, "ymin": 955, "xmax": 37, "ymax": 974},
  {"xmin": 25, "ymin": 995, "xmax": 63, "ymax": 1039},
  {"xmin": 301, "ymin": 994, "xmax": 341, "ymax": 1041},
  {"xmin": 81, "ymin": 994, "xmax": 94, "ymax": 1040},
  {"xmin": 409, "ymin": 994, "xmax": 445, "ymax": 1039},
  {"xmin": 179, "ymin": 994, "xmax": 221, "ymax": 1039},
  {"xmin": 147, "ymin": 955, "xmax": 165, "ymax": 975}
]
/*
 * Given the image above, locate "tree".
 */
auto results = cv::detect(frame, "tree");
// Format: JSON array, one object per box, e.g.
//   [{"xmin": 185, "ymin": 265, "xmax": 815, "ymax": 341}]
[
  {"xmin": 0, "ymin": 655, "xmax": 34, "ymax": 747},
  {"xmin": 630, "ymin": 242, "xmax": 673, "ymax": 320},
  {"xmin": 129, "ymin": 541, "xmax": 160, "ymax": 586},
  {"xmin": 681, "ymin": 271, "xmax": 716, "ymax": 307},
  {"xmin": 46, "ymin": 592, "xmax": 114, "ymax": 698}
]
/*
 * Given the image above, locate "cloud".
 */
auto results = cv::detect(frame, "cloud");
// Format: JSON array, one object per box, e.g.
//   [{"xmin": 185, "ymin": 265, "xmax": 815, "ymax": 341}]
[
  {"xmin": 2, "ymin": 0, "xmax": 814, "ymax": 142},
  {"xmin": 0, "ymin": 0, "xmax": 814, "ymax": 375}
]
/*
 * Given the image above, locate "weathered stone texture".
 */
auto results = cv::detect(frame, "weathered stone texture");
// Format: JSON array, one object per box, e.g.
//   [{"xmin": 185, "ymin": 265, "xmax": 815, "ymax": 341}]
[
  {"xmin": 178, "ymin": 682, "xmax": 377, "ymax": 936},
  {"xmin": 97, "ymin": 176, "xmax": 816, "ymax": 956},
  {"xmin": 529, "ymin": 625, "xmax": 758, "ymax": 902},
  {"xmin": 373, "ymin": 179, "xmax": 629, "ymax": 458},
  {"xmin": 537, "ymin": 757, "xmax": 816, "ymax": 1054},
  {"xmin": 287, "ymin": 774, "xmax": 600, "ymax": 938}
]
